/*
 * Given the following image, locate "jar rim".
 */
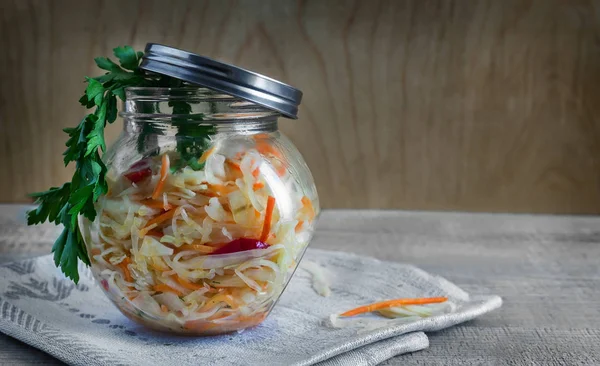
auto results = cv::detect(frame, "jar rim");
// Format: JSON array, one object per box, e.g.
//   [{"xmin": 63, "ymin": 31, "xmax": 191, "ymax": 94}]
[
  {"xmin": 125, "ymin": 86, "xmax": 243, "ymax": 100},
  {"xmin": 121, "ymin": 86, "xmax": 281, "ymax": 123}
]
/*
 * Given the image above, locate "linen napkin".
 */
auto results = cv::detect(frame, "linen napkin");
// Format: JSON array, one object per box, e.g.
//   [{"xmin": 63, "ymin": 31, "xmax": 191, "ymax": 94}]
[{"xmin": 0, "ymin": 249, "xmax": 501, "ymax": 366}]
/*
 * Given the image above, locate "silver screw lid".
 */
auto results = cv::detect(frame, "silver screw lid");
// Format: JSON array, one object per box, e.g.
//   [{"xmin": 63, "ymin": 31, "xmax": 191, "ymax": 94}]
[{"xmin": 140, "ymin": 43, "xmax": 303, "ymax": 119}]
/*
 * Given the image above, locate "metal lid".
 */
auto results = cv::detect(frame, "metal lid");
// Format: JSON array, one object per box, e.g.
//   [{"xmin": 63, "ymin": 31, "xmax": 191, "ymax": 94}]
[{"xmin": 140, "ymin": 43, "xmax": 302, "ymax": 119}]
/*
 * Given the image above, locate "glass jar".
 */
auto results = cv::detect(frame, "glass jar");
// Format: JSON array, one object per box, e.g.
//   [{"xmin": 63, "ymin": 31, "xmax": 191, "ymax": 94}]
[{"xmin": 80, "ymin": 87, "xmax": 319, "ymax": 335}]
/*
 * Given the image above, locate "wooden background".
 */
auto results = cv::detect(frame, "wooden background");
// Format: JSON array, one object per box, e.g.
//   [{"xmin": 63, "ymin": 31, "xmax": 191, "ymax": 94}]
[{"xmin": 2, "ymin": 0, "xmax": 600, "ymax": 213}]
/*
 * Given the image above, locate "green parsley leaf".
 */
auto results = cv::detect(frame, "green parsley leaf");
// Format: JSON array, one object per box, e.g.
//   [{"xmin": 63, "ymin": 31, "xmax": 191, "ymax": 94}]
[
  {"xmin": 85, "ymin": 78, "xmax": 104, "ymax": 106},
  {"xmin": 94, "ymin": 57, "xmax": 120, "ymax": 72},
  {"xmin": 113, "ymin": 46, "xmax": 141, "ymax": 71},
  {"xmin": 28, "ymin": 184, "xmax": 71, "ymax": 225}
]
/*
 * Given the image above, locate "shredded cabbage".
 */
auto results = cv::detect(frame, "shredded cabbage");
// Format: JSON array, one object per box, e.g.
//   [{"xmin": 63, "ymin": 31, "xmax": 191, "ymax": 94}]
[
  {"xmin": 301, "ymin": 261, "xmax": 331, "ymax": 297},
  {"xmin": 90, "ymin": 143, "xmax": 317, "ymax": 334}
]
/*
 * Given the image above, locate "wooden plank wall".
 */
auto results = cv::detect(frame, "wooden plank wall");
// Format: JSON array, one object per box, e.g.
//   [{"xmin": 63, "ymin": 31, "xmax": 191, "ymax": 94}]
[{"xmin": 2, "ymin": 0, "xmax": 600, "ymax": 213}]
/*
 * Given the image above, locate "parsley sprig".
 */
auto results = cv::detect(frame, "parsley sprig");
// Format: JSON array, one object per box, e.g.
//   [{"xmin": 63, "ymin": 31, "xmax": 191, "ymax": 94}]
[
  {"xmin": 28, "ymin": 46, "xmax": 215, "ymax": 283},
  {"xmin": 28, "ymin": 47, "xmax": 158, "ymax": 283}
]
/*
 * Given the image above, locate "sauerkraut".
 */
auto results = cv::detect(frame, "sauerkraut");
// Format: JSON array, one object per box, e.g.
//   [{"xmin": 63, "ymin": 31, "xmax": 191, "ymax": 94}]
[{"xmin": 86, "ymin": 139, "xmax": 317, "ymax": 334}]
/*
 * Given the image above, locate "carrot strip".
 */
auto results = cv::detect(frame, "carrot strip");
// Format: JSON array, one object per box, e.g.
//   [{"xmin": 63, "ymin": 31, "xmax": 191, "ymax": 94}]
[
  {"xmin": 138, "ymin": 223, "xmax": 158, "ymax": 238},
  {"xmin": 154, "ymin": 283, "xmax": 184, "ymax": 297},
  {"xmin": 276, "ymin": 164, "xmax": 287, "ymax": 176},
  {"xmin": 260, "ymin": 196, "xmax": 276, "ymax": 242},
  {"xmin": 144, "ymin": 209, "xmax": 176, "ymax": 228},
  {"xmin": 253, "ymin": 133, "xmax": 270, "ymax": 140},
  {"xmin": 339, "ymin": 297, "xmax": 448, "ymax": 317},
  {"xmin": 201, "ymin": 292, "xmax": 237, "ymax": 310},
  {"xmin": 252, "ymin": 167, "xmax": 260, "ymax": 178},
  {"xmin": 199, "ymin": 146, "xmax": 215, "ymax": 163},
  {"xmin": 301, "ymin": 196, "xmax": 316, "ymax": 221},
  {"xmin": 253, "ymin": 181, "xmax": 264, "ymax": 190},
  {"xmin": 117, "ymin": 258, "xmax": 133, "ymax": 282},
  {"xmin": 140, "ymin": 199, "xmax": 172, "ymax": 210},
  {"xmin": 208, "ymin": 184, "xmax": 235, "ymax": 196},
  {"xmin": 226, "ymin": 160, "xmax": 242, "ymax": 173},
  {"xmin": 174, "ymin": 275, "xmax": 205, "ymax": 291},
  {"xmin": 255, "ymin": 140, "xmax": 283, "ymax": 159},
  {"xmin": 151, "ymin": 154, "xmax": 170, "ymax": 200},
  {"xmin": 295, "ymin": 220, "xmax": 304, "ymax": 232},
  {"xmin": 90, "ymin": 248, "xmax": 102, "ymax": 256},
  {"xmin": 146, "ymin": 229, "xmax": 164, "ymax": 238}
]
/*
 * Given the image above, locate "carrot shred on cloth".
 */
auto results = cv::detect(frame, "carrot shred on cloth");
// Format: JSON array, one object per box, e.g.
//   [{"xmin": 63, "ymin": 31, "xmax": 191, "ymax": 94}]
[
  {"xmin": 151, "ymin": 154, "xmax": 170, "ymax": 200},
  {"xmin": 260, "ymin": 196, "xmax": 276, "ymax": 242},
  {"xmin": 154, "ymin": 283, "xmax": 184, "ymax": 297},
  {"xmin": 339, "ymin": 297, "xmax": 448, "ymax": 317}
]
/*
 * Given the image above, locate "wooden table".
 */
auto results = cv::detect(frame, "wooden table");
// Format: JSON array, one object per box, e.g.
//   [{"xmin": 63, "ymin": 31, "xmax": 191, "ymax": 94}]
[{"xmin": 1, "ymin": 205, "xmax": 599, "ymax": 365}]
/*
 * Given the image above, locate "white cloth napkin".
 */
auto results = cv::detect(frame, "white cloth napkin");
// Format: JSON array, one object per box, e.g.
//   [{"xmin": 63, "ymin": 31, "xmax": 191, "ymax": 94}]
[{"xmin": 0, "ymin": 249, "xmax": 501, "ymax": 366}]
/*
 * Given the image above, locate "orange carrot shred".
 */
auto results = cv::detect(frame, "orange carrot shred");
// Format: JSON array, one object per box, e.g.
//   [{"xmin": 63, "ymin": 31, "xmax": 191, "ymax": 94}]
[
  {"xmin": 208, "ymin": 183, "xmax": 234, "ymax": 196},
  {"xmin": 146, "ymin": 229, "xmax": 164, "ymax": 238},
  {"xmin": 200, "ymin": 292, "xmax": 237, "ymax": 311},
  {"xmin": 295, "ymin": 220, "xmax": 304, "ymax": 232},
  {"xmin": 138, "ymin": 223, "xmax": 158, "ymax": 238},
  {"xmin": 174, "ymin": 275, "xmax": 205, "ymax": 291},
  {"xmin": 255, "ymin": 139, "xmax": 283, "ymax": 159},
  {"xmin": 118, "ymin": 258, "xmax": 133, "ymax": 282},
  {"xmin": 199, "ymin": 146, "xmax": 215, "ymax": 163},
  {"xmin": 260, "ymin": 196, "xmax": 276, "ymax": 242},
  {"xmin": 226, "ymin": 160, "xmax": 242, "ymax": 173},
  {"xmin": 151, "ymin": 154, "xmax": 170, "ymax": 200},
  {"xmin": 253, "ymin": 181, "xmax": 265, "ymax": 190},
  {"xmin": 339, "ymin": 297, "xmax": 448, "ymax": 317},
  {"xmin": 276, "ymin": 164, "xmax": 287, "ymax": 176},
  {"xmin": 154, "ymin": 283, "xmax": 184, "ymax": 297},
  {"xmin": 301, "ymin": 196, "xmax": 316, "ymax": 221},
  {"xmin": 144, "ymin": 209, "xmax": 176, "ymax": 228}
]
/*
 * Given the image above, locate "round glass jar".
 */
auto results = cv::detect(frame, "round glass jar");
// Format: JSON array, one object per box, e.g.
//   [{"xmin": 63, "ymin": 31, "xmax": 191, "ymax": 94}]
[{"xmin": 80, "ymin": 87, "xmax": 319, "ymax": 335}]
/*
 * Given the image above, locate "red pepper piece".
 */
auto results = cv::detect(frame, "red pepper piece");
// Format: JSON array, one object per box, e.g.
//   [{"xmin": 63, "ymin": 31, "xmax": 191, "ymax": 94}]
[
  {"xmin": 124, "ymin": 160, "xmax": 152, "ymax": 183},
  {"xmin": 210, "ymin": 238, "xmax": 268, "ymax": 255}
]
